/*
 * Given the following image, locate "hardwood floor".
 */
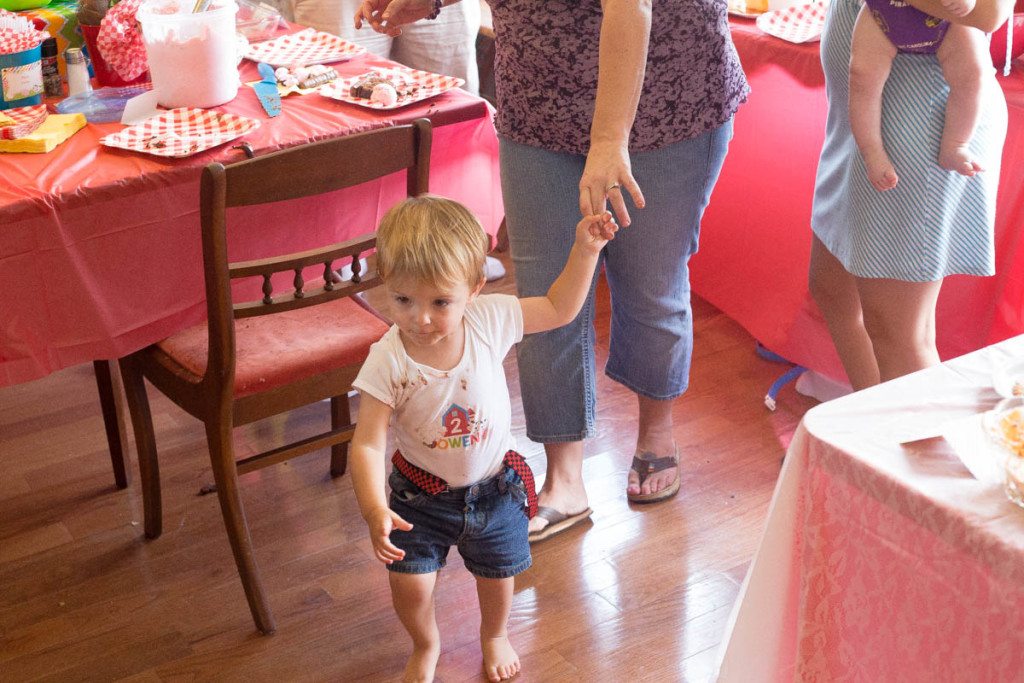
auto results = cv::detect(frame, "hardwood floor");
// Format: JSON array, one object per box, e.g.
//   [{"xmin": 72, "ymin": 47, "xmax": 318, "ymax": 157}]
[{"xmin": 0, "ymin": 252, "xmax": 817, "ymax": 681}]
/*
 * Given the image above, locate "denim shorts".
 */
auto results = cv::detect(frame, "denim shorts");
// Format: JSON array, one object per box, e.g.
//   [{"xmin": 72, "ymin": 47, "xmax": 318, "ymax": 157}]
[
  {"xmin": 499, "ymin": 122, "xmax": 733, "ymax": 442},
  {"xmin": 386, "ymin": 466, "xmax": 532, "ymax": 579}
]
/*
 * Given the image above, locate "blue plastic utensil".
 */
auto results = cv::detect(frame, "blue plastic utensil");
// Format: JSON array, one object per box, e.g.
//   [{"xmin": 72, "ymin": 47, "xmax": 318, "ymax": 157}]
[{"xmin": 253, "ymin": 62, "xmax": 281, "ymax": 117}]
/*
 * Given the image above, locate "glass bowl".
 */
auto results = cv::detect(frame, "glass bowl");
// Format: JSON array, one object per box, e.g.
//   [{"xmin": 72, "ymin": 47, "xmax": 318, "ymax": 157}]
[{"xmin": 983, "ymin": 397, "xmax": 1024, "ymax": 508}]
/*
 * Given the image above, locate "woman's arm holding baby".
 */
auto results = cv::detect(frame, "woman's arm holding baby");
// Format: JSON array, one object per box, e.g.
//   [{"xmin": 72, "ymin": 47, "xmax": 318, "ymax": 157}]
[{"xmin": 519, "ymin": 212, "xmax": 618, "ymax": 335}]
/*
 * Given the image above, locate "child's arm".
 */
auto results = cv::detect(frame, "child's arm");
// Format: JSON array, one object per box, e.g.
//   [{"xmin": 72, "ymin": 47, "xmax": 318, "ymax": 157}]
[
  {"xmin": 519, "ymin": 212, "xmax": 618, "ymax": 335},
  {"xmin": 349, "ymin": 393, "xmax": 412, "ymax": 565},
  {"xmin": 939, "ymin": 0, "xmax": 975, "ymax": 17}
]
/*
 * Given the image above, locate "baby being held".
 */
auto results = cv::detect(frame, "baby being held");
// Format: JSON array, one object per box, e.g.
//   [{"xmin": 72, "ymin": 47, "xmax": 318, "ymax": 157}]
[{"xmin": 848, "ymin": 0, "xmax": 991, "ymax": 190}]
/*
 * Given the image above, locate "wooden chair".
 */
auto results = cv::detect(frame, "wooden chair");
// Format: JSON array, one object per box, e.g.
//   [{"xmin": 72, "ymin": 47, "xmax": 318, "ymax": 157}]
[{"xmin": 119, "ymin": 119, "xmax": 432, "ymax": 635}]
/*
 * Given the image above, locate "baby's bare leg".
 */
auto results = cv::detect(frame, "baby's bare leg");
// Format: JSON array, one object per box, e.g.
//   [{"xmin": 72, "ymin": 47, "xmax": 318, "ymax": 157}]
[
  {"xmin": 476, "ymin": 576, "xmax": 520, "ymax": 682},
  {"xmin": 936, "ymin": 25, "xmax": 989, "ymax": 175},
  {"xmin": 390, "ymin": 571, "xmax": 442, "ymax": 683},
  {"xmin": 849, "ymin": 6, "xmax": 900, "ymax": 191}
]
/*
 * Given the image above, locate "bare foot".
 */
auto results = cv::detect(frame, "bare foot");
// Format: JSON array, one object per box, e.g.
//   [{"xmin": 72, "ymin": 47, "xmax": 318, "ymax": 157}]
[
  {"xmin": 627, "ymin": 443, "xmax": 678, "ymax": 497},
  {"xmin": 482, "ymin": 635, "xmax": 521, "ymax": 682},
  {"xmin": 939, "ymin": 144, "xmax": 983, "ymax": 176},
  {"xmin": 402, "ymin": 642, "xmax": 440, "ymax": 683},
  {"xmin": 527, "ymin": 485, "xmax": 588, "ymax": 535},
  {"xmin": 863, "ymin": 150, "xmax": 899, "ymax": 191}
]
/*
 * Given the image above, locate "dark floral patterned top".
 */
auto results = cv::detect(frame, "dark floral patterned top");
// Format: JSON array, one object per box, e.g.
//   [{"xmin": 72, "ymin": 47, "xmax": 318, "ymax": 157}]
[{"xmin": 489, "ymin": 0, "xmax": 749, "ymax": 155}]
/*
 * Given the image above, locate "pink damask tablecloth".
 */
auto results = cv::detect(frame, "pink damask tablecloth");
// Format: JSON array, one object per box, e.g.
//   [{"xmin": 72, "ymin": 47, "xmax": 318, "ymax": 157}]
[
  {"xmin": 0, "ymin": 36, "xmax": 502, "ymax": 388},
  {"xmin": 717, "ymin": 335, "xmax": 1024, "ymax": 680}
]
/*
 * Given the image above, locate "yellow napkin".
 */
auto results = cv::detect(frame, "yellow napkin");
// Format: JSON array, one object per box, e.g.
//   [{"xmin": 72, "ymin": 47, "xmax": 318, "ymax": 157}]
[
  {"xmin": 0, "ymin": 111, "xmax": 15, "ymax": 127},
  {"xmin": 0, "ymin": 113, "xmax": 87, "ymax": 154}
]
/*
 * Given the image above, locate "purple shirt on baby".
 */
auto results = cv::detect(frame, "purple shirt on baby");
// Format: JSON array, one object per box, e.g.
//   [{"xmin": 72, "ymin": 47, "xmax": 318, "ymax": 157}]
[
  {"xmin": 865, "ymin": 0, "xmax": 950, "ymax": 54},
  {"xmin": 488, "ymin": 0, "xmax": 749, "ymax": 156}
]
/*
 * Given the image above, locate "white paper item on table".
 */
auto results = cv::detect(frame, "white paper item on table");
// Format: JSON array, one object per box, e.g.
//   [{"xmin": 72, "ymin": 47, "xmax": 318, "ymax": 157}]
[
  {"xmin": 756, "ymin": 1, "xmax": 829, "ymax": 43},
  {"xmin": 941, "ymin": 413, "xmax": 1005, "ymax": 484},
  {"xmin": 121, "ymin": 90, "xmax": 162, "ymax": 125}
]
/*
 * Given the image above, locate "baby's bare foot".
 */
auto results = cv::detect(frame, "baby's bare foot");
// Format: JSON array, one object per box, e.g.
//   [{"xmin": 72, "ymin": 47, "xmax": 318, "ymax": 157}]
[
  {"xmin": 939, "ymin": 144, "xmax": 983, "ymax": 176},
  {"xmin": 403, "ymin": 642, "xmax": 440, "ymax": 683},
  {"xmin": 482, "ymin": 635, "xmax": 520, "ymax": 682},
  {"xmin": 863, "ymin": 150, "xmax": 899, "ymax": 192}
]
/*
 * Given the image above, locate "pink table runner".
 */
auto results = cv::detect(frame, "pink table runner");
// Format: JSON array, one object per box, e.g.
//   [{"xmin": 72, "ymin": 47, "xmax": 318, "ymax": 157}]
[
  {"xmin": 717, "ymin": 335, "xmax": 1024, "ymax": 679},
  {"xmin": 0, "ymin": 41, "xmax": 502, "ymax": 387}
]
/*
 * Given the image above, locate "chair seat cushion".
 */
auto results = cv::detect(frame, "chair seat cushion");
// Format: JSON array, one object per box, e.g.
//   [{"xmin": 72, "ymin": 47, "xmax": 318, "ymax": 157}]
[{"xmin": 157, "ymin": 295, "xmax": 390, "ymax": 398}]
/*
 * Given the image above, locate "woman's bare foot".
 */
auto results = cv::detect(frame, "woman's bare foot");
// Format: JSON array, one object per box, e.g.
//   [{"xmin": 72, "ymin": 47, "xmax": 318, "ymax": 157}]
[
  {"xmin": 626, "ymin": 439, "xmax": 678, "ymax": 498},
  {"xmin": 527, "ymin": 483, "xmax": 589, "ymax": 535},
  {"xmin": 863, "ymin": 149, "xmax": 899, "ymax": 191},
  {"xmin": 527, "ymin": 442, "xmax": 589, "ymax": 536},
  {"xmin": 402, "ymin": 641, "xmax": 441, "ymax": 683},
  {"xmin": 939, "ymin": 143, "xmax": 983, "ymax": 176},
  {"xmin": 482, "ymin": 635, "xmax": 521, "ymax": 682}
]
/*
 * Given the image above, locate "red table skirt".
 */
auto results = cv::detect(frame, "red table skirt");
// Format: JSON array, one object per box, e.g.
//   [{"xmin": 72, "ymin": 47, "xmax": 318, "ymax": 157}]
[{"xmin": 0, "ymin": 47, "xmax": 502, "ymax": 387}]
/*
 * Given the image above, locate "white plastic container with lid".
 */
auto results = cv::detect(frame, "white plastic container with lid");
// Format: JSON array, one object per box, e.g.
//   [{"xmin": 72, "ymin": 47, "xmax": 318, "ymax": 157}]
[{"xmin": 137, "ymin": 0, "xmax": 240, "ymax": 109}]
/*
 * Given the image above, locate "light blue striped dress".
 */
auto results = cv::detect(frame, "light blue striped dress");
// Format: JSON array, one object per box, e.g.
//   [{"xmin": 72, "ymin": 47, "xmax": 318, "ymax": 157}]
[{"xmin": 811, "ymin": 0, "xmax": 1007, "ymax": 281}]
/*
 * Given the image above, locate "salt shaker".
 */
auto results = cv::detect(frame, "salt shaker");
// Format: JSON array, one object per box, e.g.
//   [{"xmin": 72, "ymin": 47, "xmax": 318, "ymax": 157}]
[{"xmin": 65, "ymin": 48, "xmax": 92, "ymax": 97}]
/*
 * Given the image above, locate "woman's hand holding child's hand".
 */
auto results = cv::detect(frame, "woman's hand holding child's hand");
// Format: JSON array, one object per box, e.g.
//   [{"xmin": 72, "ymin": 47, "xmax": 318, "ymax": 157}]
[
  {"xmin": 366, "ymin": 507, "xmax": 413, "ymax": 564},
  {"xmin": 576, "ymin": 211, "xmax": 619, "ymax": 254}
]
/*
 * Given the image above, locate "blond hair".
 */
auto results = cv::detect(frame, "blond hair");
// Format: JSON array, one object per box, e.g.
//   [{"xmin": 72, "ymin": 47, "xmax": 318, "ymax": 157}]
[{"xmin": 376, "ymin": 195, "xmax": 488, "ymax": 288}]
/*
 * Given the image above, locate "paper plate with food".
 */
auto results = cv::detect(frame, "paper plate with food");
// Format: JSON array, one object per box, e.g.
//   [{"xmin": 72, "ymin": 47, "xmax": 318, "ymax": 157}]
[
  {"xmin": 319, "ymin": 67, "xmax": 464, "ymax": 110},
  {"xmin": 100, "ymin": 108, "xmax": 260, "ymax": 158}
]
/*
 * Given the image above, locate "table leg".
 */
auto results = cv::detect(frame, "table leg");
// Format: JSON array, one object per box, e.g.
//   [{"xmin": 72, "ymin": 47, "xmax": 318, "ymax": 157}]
[{"xmin": 93, "ymin": 360, "xmax": 131, "ymax": 489}]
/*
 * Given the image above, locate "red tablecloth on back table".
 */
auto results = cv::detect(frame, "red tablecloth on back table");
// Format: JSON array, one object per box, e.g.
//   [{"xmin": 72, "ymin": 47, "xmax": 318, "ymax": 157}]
[
  {"xmin": 692, "ymin": 21, "xmax": 1024, "ymax": 381},
  {"xmin": 0, "ymin": 46, "xmax": 502, "ymax": 387}
]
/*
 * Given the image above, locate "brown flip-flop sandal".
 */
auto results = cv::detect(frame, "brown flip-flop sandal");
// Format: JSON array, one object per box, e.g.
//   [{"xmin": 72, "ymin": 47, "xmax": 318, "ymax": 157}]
[
  {"xmin": 527, "ymin": 506, "xmax": 593, "ymax": 544},
  {"xmin": 627, "ymin": 447, "xmax": 680, "ymax": 504}
]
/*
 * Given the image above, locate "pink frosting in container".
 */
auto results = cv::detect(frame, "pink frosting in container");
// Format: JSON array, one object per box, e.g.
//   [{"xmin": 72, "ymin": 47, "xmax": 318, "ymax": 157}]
[{"xmin": 138, "ymin": 0, "xmax": 240, "ymax": 108}]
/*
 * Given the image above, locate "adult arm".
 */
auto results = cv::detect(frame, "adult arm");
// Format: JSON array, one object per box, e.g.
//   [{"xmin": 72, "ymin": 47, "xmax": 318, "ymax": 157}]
[
  {"xmin": 354, "ymin": 0, "xmax": 462, "ymax": 36},
  {"xmin": 579, "ymin": 0, "xmax": 652, "ymax": 226},
  {"xmin": 907, "ymin": 0, "xmax": 1014, "ymax": 32}
]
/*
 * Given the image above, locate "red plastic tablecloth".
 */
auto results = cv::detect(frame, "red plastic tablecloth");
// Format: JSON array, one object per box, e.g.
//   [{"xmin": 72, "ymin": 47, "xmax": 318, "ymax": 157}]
[
  {"xmin": 692, "ymin": 20, "xmax": 1024, "ymax": 381},
  {"xmin": 0, "ymin": 40, "xmax": 502, "ymax": 387}
]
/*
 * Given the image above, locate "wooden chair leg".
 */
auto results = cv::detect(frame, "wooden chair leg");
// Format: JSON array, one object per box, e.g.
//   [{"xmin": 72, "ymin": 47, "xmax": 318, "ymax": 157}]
[
  {"xmin": 118, "ymin": 356, "xmax": 163, "ymax": 539},
  {"xmin": 93, "ymin": 360, "xmax": 131, "ymax": 489},
  {"xmin": 330, "ymin": 395, "xmax": 350, "ymax": 478},
  {"xmin": 205, "ymin": 420, "xmax": 276, "ymax": 635}
]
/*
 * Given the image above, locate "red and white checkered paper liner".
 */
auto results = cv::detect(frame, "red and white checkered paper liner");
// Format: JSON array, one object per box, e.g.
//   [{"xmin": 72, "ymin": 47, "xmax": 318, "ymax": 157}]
[
  {"xmin": 99, "ymin": 108, "xmax": 260, "ymax": 158},
  {"xmin": 242, "ymin": 28, "xmax": 366, "ymax": 67},
  {"xmin": 0, "ymin": 11, "xmax": 48, "ymax": 54},
  {"xmin": 756, "ymin": 1, "xmax": 828, "ymax": 43},
  {"xmin": 319, "ymin": 67, "xmax": 464, "ymax": 111},
  {"xmin": 97, "ymin": 0, "xmax": 147, "ymax": 81},
  {"xmin": 0, "ymin": 104, "xmax": 47, "ymax": 139}
]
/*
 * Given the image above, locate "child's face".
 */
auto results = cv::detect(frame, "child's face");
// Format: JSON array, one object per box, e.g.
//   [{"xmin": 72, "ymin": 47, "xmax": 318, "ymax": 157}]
[{"xmin": 384, "ymin": 275, "xmax": 483, "ymax": 349}]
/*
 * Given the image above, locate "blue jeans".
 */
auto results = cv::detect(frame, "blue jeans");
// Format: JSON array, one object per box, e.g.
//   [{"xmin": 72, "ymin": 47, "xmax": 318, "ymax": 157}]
[
  {"xmin": 499, "ymin": 122, "xmax": 733, "ymax": 442},
  {"xmin": 386, "ymin": 467, "xmax": 532, "ymax": 579}
]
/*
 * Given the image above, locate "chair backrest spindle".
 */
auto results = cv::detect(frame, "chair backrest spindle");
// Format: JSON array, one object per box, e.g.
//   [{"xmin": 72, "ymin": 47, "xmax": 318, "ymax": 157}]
[{"xmin": 198, "ymin": 119, "xmax": 433, "ymax": 388}]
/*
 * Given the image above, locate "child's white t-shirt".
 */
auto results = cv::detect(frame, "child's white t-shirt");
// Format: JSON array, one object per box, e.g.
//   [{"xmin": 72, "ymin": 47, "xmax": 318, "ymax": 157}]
[{"xmin": 353, "ymin": 293, "xmax": 525, "ymax": 488}]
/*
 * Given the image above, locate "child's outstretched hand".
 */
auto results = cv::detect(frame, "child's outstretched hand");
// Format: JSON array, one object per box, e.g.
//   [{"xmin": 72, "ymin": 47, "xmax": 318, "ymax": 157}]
[
  {"xmin": 365, "ymin": 506, "xmax": 413, "ymax": 564},
  {"xmin": 576, "ymin": 211, "xmax": 619, "ymax": 254}
]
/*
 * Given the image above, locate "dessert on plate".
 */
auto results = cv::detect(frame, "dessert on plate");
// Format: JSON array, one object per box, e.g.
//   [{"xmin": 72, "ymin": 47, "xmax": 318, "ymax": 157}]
[{"xmin": 349, "ymin": 74, "xmax": 420, "ymax": 105}]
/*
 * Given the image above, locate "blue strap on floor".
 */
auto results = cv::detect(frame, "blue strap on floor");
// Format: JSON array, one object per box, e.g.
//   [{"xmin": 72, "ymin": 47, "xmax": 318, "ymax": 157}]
[{"xmin": 755, "ymin": 342, "xmax": 807, "ymax": 411}]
